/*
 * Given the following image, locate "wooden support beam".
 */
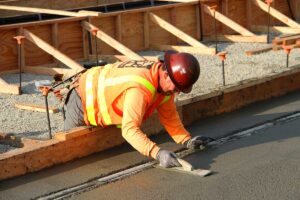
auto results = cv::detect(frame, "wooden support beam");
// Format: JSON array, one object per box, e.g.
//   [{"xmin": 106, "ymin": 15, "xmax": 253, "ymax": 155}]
[
  {"xmin": 89, "ymin": 55, "xmax": 160, "ymax": 63},
  {"xmin": 82, "ymin": 21, "xmax": 144, "ymax": 61},
  {"xmin": 24, "ymin": 66, "xmax": 75, "ymax": 76},
  {"xmin": 23, "ymin": 29, "xmax": 85, "ymax": 73},
  {"xmin": 149, "ymin": 12, "xmax": 208, "ymax": 48},
  {"xmin": 202, "ymin": 4, "xmax": 255, "ymax": 36},
  {"xmin": 251, "ymin": 0, "xmax": 300, "ymax": 29},
  {"xmin": 251, "ymin": 25, "xmax": 300, "ymax": 34},
  {"xmin": 14, "ymin": 103, "xmax": 59, "ymax": 113},
  {"xmin": 150, "ymin": 44, "xmax": 216, "ymax": 55},
  {"xmin": 0, "ymin": 5, "xmax": 89, "ymax": 17},
  {"xmin": 203, "ymin": 35, "xmax": 268, "ymax": 43}
]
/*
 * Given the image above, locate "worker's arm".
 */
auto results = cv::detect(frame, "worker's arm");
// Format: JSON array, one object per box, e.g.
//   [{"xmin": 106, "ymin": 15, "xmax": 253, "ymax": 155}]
[
  {"xmin": 121, "ymin": 88, "xmax": 160, "ymax": 159},
  {"xmin": 157, "ymin": 95, "xmax": 191, "ymax": 144}
]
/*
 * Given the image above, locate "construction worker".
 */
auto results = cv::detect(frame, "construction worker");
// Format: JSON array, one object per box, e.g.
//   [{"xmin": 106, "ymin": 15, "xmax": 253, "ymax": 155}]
[{"xmin": 64, "ymin": 51, "xmax": 213, "ymax": 168}]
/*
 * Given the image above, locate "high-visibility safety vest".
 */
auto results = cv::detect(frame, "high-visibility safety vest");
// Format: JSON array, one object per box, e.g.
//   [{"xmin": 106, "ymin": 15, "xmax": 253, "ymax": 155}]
[{"xmin": 78, "ymin": 61, "xmax": 172, "ymax": 127}]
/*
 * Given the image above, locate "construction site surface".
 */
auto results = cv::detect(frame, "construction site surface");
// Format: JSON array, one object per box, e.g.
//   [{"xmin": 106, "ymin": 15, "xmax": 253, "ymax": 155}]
[{"xmin": 1, "ymin": 0, "xmax": 300, "ymax": 185}]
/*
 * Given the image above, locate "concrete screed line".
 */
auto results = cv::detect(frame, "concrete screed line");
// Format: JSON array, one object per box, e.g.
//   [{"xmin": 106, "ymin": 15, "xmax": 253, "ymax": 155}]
[{"xmin": 36, "ymin": 111, "xmax": 300, "ymax": 200}]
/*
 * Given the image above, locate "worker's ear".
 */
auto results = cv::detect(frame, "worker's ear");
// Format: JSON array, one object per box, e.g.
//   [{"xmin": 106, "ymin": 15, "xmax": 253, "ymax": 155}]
[{"xmin": 163, "ymin": 70, "xmax": 168, "ymax": 79}]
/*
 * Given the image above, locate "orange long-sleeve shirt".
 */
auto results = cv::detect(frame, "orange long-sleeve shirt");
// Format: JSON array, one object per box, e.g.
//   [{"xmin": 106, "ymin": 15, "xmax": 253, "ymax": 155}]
[
  {"xmin": 78, "ymin": 61, "xmax": 191, "ymax": 159},
  {"xmin": 117, "ymin": 88, "xmax": 191, "ymax": 159}
]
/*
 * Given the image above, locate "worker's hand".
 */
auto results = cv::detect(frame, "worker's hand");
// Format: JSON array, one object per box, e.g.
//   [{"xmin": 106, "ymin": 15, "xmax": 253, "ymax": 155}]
[
  {"xmin": 156, "ymin": 149, "xmax": 182, "ymax": 168},
  {"xmin": 185, "ymin": 135, "xmax": 214, "ymax": 150}
]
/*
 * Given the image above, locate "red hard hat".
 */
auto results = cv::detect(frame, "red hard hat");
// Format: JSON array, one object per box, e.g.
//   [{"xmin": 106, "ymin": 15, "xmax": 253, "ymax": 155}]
[{"xmin": 164, "ymin": 51, "xmax": 200, "ymax": 93}]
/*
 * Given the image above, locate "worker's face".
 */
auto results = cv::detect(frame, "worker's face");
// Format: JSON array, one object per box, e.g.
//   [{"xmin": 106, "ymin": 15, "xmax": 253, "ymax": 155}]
[{"xmin": 159, "ymin": 70, "xmax": 180, "ymax": 95}]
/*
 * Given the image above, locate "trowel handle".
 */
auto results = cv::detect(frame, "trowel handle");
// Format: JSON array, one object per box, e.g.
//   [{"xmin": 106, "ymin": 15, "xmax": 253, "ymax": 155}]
[{"xmin": 177, "ymin": 158, "xmax": 194, "ymax": 171}]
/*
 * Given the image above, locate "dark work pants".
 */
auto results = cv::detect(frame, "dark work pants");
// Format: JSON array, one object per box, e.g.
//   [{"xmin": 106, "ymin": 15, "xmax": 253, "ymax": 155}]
[{"xmin": 64, "ymin": 89, "xmax": 85, "ymax": 131}]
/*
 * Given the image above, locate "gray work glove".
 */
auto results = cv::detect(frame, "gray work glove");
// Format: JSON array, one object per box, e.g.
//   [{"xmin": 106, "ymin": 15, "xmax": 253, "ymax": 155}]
[
  {"xmin": 156, "ymin": 149, "xmax": 182, "ymax": 168},
  {"xmin": 184, "ymin": 135, "xmax": 215, "ymax": 150}
]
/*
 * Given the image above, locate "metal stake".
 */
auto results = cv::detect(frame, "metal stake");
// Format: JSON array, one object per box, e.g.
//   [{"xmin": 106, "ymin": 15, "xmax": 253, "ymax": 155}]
[
  {"xmin": 222, "ymin": 60, "xmax": 225, "ymax": 86},
  {"xmin": 217, "ymin": 51, "xmax": 227, "ymax": 86},
  {"xmin": 13, "ymin": 36, "xmax": 25, "ymax": 94},
  {"xmin": 44, "ymin": 94, "xmax": 52, "ymax": 139},
  {"xmin": 286, "ymin": 53, "xmax": 289, "ymax": 68}
]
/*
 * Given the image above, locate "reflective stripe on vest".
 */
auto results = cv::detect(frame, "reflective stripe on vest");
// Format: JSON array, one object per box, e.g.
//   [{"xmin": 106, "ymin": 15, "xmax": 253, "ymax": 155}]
[{"xmin": 85, "ymin": 68, "xmax": 99, "ymax": 126}]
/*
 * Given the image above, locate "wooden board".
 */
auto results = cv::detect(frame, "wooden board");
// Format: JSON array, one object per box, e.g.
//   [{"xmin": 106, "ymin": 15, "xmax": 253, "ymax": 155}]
[{"xmin": 14, "ymin": 103, "xmax": 59, "ymax": 113}]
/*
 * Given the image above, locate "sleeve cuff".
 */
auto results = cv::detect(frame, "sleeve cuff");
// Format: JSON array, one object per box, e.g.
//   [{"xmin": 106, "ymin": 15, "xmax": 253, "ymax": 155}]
[{"xmin": 150, "ymin": 145, "xmax": 160, "ymax": 159}]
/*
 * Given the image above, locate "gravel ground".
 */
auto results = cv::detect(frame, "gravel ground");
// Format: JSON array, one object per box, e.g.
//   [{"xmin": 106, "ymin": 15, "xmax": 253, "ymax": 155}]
[{"xmin": 1, "ymin": 33, "xmax": 300, "ymax": 152}]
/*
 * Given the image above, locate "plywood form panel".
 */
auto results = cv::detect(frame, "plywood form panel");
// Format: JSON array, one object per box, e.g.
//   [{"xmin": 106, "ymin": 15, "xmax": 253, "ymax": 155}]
[
  {"xmin": 149, "ymin": 9, "xmax": 173, "ymax": 45},
  {"xmin": 222, "ymin": 0, "xmax": 247, "ymax": 34},
  {"xmin": 175, "ymin": 5, "xmax": 198, "ymax": 44},
  {"xmin": 201, "ymin": 2, "xmax": 223, "ymax": 36},
  {"xmin": 121, "ymin": 12, "xmax": 144, "ymax": 51},
  {"xmin": 58, "ymin": 21, "xmax": 84, "ymax": 60},
  {"xmin": 251, "ymin": 0, "xmax": 291, "ymax": 27},
  {"xmin": 0, "ymin": 29, "xmax": 18, "ymax": 72},
  {"xmin": 91, "ymin": 17, "xmax": 116, "ymax": 54},
  {"xmin": 24, "ymin": 25, "xmax": 53, "ymax": 66}
]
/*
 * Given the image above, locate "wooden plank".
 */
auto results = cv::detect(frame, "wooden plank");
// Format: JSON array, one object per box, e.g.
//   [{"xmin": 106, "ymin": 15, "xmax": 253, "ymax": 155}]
[
  {"xmin": 0, "ymin": 83, "xmax": 20, "ymax": 94},
  {"xmin": 245, "ymin": 45, "xmax": 273, "ymax": 56},
  {"xmin": 202, "ymin": 4, "xmax": 255, "ymax": 36},
  {"xmin": 89, "ymin": 54, "xmax": 160, "ymax": 62},
  {"xmin": 144, "ymin": 12, "xmax": 150, "ymax": 49},
  {"xmin": 23, "ymin": 29, "xmax": 85, "ymax": 73},
  {"xmin": 14, "ymin": 103, "xmax": 59, "ymax": 113},
  {"xmin": 150, "ymin": 44, "xmax": 216, "ymax": 55},
  {"xmin": 251, "ymin": 25, "xmax": 300, "ymax": 34},
  {"xmin": 203, "ymin": 35, "xmax": 268, "ymax": 43},
  {"xmin": 252, "ymin": 0, "xmax": 300, "ymax": 29},
  {"xmin": 0, "ymin": 5, "xmax": 88, "ymax": 17},
  {"xmin": 82, "ymin": 21, "xmax": 144, "ymax": 60},
  {"xmin": 24, "ymin": 66, "xmax": 75, "ymax": 76},
  {"xmin": 272, "ymin": 35, "xmax": 300, "ymax": 45},
  {"xmin": 149, "ymin": 12, "xmax": 207, "ymax": 48}
]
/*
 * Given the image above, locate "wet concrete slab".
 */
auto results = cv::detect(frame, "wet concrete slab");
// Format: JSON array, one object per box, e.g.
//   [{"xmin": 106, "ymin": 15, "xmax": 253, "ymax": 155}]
[
  {"xmin": 74, "ymin": 113, "xmax": 300, "ymax": 200},
  {"xmin": 1, "ymin": 90, "xmax": 300, "ymax": 200}
]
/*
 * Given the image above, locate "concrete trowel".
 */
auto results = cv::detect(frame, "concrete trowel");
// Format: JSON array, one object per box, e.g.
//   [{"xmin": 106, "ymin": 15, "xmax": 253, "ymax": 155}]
[{"xmin": 156, "ymin": 158, "xmax": 212, "ymax": 177}]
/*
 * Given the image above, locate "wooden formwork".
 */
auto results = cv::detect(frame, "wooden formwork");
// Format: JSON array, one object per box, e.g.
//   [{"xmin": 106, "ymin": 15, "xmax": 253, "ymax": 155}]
[{"xmin": 0, "ymin": 1, "xmax": 299, "ymax": 76}]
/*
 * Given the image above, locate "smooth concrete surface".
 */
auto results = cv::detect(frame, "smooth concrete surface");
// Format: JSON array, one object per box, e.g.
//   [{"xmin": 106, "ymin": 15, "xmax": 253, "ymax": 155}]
[
  {"xmin": 74, "ymin": 113, "xmax": 300, "ymax": 200},
  {"xmin": 1, "ymin": 90, "xmax": 300, "ymax": 200}
]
